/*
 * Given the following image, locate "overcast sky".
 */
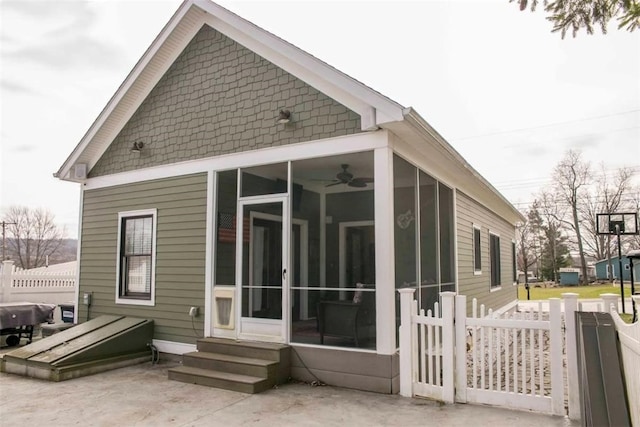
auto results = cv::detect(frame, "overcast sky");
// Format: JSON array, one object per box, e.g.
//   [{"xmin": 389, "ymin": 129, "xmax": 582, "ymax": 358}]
[{"xmin": 1, "ymin": 0, "xmax": 639, "ymax": 238}]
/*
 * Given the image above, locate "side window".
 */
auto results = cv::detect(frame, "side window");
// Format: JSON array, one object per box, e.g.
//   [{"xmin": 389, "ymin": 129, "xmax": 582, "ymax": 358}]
[
  {"xmin": 511, "ymin": 241, "xmax": 517, "ymax": 284},
  {"xmin": 473, "ymin": 225, "xmax": 482, "ymax": 274},
  {"xmin": 489, "ymin": 232, "xmax": 501, "ymax": 288},
  {"xmin": 116, "ymin": 209, "xmax": 157, "ymax": 306}
]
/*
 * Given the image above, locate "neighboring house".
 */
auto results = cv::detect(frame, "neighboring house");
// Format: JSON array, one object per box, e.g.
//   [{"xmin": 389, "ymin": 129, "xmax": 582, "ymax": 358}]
[
  {"xmin": 595, "ymin": 256, "xmax": 639, "ymax": 282},
  {"xmin": 568, "ymin": 253, "xmax": 596, "ymax": 283},
  {"xmin": 558, "ymin": 268, "xmax": 580, "ymax": 286},
  {"xmin": 517, "ymin": 270, "xmax": 538, "ymax": 284},
  {"xmin": 54, "ymin": 0, "xmax": 524, "ymax": 393}
]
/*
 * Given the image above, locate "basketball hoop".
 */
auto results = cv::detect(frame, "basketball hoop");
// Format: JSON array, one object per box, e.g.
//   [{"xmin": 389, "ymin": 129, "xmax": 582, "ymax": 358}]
[{"xmin": 596, "ymin": 212, "xmax": 639, "ymax": 314}]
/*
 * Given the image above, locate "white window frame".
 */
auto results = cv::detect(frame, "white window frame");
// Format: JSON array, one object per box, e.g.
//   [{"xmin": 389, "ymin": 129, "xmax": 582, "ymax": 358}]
[
  {"xmin": 489, "ymin": 230, "xmax": 501, "ymax": 291},
  {"xmin": 472, "ymin": 224, "xmax": 482, "ymax": 275},
  {"xmin": 115, "ymin": 208, "xmax": 157, "ymax": 306}
]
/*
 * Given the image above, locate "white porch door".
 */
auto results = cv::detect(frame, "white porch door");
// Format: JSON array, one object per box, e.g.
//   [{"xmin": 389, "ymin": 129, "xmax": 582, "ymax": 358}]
[{"xmin": 237, "ymin": 196, "xmax": 289, "ymax": 342}]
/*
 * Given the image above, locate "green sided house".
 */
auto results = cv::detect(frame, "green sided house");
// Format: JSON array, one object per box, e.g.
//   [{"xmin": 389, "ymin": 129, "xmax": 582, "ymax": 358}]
[{"xmin": 55, "ymin": 0, "xmax": 524, "ymax": 393}]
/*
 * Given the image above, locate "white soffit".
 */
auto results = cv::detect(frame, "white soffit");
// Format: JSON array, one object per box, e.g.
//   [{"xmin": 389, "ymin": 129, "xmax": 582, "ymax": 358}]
[{"xmin": 55, "ymin": 0, "xmax": 405, "ymax": 181}]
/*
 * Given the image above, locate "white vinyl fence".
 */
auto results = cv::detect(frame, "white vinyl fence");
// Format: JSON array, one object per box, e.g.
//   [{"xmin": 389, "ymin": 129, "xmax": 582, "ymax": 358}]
[
  {"xmin": 398, "ymin": 290, "xmax": 589, "ymax": 418},
  {"xmin": 0, "ymin": 260, "xmax": 76, "ymax": 305},
  {"xmin": 454, "ymin": 295, "xmax": 564, "ymax": 415},
  {"xmin": 608, "ymin": 295, "xmax": 640, "ymax": 426}
]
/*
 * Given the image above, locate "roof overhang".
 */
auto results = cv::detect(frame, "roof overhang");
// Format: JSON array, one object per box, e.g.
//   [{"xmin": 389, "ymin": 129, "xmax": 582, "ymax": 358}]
[
  {"xmin": 53, "ymin": 0, "xmax": 523, "ymax": 227},
  {"xmin": 383, "ymin": 108, "xmax": 526, "ymax": 225}
]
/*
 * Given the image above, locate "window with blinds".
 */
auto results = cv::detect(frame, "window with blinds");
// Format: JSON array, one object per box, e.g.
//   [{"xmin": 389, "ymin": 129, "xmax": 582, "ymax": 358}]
[{"xmin": 117, "ymin": 210, "xmax": 156, "ymax": 302}]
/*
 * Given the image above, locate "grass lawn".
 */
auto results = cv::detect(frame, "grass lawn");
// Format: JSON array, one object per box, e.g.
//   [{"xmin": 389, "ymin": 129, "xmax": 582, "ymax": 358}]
[
  {"xmin": 517, "ymin": 283, "xmax": 635, "ymax": 300},
  {"xmin": 518, "ymin": 283, "xmax": 638, "ymax": 323}
]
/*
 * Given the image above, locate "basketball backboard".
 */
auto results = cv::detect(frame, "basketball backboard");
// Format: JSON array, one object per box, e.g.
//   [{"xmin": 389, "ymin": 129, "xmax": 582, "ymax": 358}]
[{"xmin": 596, "ymin": 212, "xmax": 639, "ymax": 235}]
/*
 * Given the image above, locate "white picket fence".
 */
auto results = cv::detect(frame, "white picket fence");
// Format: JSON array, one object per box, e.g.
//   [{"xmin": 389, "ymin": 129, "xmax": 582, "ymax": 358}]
[
  {"xmin": 0, "ymin": 260, "xmax": 76, "ymax": 305},
  {"xmin": 398, "ymin": 290, "xmax": 599, "ymax": 418},
  {"xmin": 455, "ymin": 295, "xmax": 564, "ymax": 415}
]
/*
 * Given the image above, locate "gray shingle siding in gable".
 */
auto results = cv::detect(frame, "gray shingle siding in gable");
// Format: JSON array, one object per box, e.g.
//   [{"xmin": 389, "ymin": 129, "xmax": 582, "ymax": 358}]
[{"xmin": 90, "ymin": 25, "xmax": 362, "ymax": 177}]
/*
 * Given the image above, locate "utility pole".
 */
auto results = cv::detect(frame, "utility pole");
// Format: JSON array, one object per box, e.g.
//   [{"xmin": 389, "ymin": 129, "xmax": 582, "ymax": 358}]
[{"xmin": 1, "ymin": 221, "xmax": 17, "ymax": 261}]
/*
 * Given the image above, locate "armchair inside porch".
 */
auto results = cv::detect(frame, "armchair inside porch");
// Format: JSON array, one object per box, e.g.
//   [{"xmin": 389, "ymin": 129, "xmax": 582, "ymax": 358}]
[{"xmin": 317, "ymin": 284, "xmax": 375, "ymax": 348}]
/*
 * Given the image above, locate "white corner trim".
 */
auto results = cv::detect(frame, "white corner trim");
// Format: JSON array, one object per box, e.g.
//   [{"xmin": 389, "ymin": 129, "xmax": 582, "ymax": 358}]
[{"xmin": 152, "ymin": 339, "xmax": 197, "ymax": 355}]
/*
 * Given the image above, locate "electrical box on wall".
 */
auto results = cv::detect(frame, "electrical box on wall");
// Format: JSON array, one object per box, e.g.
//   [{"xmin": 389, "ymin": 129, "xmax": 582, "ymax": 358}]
[{"xmin": 188, "ymin": 306, "xmax": 199, "ymax": 317}]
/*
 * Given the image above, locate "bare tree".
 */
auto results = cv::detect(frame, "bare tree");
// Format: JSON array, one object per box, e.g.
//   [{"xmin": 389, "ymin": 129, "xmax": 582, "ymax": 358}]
[
  {"xmin": 516, "ymin": 204, "xmax": 542, "ymax": 298},
  {"xmin": 630, "ymin": 186, "xmax": 640, "ymax": 250},
  {"xmin": 552, "ymin": 150, "xmax": 591, "ymax": 284},
  {"xmin": 538, "ymin": 188, "xmax": 571, "ymax": 282},
  {"xmin": 1, "ymin": 206, "xmax": 66, "ymax": 269},
  {"xmin": 580, "ymin": 165, "xmax": 636, "ymax": 279}
]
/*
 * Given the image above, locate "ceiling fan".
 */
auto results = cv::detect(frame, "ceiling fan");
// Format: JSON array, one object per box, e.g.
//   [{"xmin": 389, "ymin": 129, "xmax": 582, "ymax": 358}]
[{"xmin": 326, "ymin": 164, "xmax": 373, "ymax": 188}]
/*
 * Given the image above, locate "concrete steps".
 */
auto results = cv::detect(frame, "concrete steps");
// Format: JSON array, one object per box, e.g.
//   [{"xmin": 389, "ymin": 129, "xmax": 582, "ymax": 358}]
[{"xmin": 168, "ymin": 338, "xmax": 290, "ymax": 394}]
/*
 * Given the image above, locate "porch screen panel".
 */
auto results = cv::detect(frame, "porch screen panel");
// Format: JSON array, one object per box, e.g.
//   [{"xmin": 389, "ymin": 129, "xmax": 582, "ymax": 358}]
[
  {"xmin": 438, "ymin": 182, "xmax": 455, "ymax": 287},
  {"xmin": 215, "ymin": 170, "xmax": 238, "ymax": 286},
  {"xmin": 241, "ymin": 163, "xmax": 288, "ymax": 197},
  {"xmin": 393, "ymin": 155, "xmax": 418, "ymax": 288},
  {"xmin": 290, "ymin": 151, "xmax": 376, "ymax": 350},
  {"xmin": 419, "ymin": 171, "xmax": 439, "ymax": 311}
]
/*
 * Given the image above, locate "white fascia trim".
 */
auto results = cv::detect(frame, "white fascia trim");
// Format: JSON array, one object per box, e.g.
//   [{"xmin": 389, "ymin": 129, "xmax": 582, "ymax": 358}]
[
  {"xmin": 389, "ymin": 135, "xmax": 457, "ymax": 192},
  {"xmin": 85, "ymin": 131, "xmax": 388, "ymax": 191},
  {"xmin": 152, "ymin": 339, "xmax": 197, "ymax": 355},
  {"xmin": 196, "ymin": 0, "xmax": 404, "ymax": 128},
  {"xmin": 56, "ymin": 1, "xmax": 197, "ymax": 180},
  {"xmin": 115, "ymin": 208, "xmax": 158, "ymax": 307}
]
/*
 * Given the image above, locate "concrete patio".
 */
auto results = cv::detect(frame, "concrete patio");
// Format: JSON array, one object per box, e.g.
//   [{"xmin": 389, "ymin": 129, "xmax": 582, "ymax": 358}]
[{"xmin": 0, "ymin": 360, "xmax": 575, "ymax": 426}]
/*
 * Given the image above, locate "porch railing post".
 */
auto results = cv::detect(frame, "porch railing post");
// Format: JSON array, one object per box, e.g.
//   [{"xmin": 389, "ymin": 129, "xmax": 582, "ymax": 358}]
[
  {"xmin": 549, "ymin": 298, "xmax": 564, "ymax": 416},
  {"xmin": 562, "ymin": 292, "xmax": 580, "ymax": 421},
  {"xmin": 440, "ymin": 292, "xmax": 455, "ymax": 403},
  {"xmin": 398, "ymin": 288, "xmax": 415, "ymax": 397},
  {"xmin": 454, "ymin": 294, "xmax": 467, "ymax": 403}
]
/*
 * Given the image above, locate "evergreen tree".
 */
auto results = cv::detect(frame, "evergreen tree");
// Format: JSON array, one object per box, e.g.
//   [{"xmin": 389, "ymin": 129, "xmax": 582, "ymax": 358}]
[
  {"xmin": 514, "ymin": 0, "xmax": 640, "ymax": 37},
  {"xmin": 539, "ymin": 224, "xmax": 570, "ymax": 281}
]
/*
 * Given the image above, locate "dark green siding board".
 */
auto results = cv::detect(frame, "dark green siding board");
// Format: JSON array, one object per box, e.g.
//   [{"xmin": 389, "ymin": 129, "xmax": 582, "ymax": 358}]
[{"xmin": 79, "ymin": 173, "xmax": 207, "ymax": 344}]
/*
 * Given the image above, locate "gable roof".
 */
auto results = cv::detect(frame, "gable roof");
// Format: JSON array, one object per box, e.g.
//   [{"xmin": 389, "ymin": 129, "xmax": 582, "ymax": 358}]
[
  {"xmin": 55, "ymin": 0, "xmax": 524, "ymax": 224},
  {"xmin": 54, "ymin": 0, "xmax": 403, "ymax": 182}
]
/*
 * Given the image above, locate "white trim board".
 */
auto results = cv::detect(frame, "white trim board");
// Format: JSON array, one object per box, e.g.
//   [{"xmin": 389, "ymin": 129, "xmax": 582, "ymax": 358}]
[{"xmin": 84, "ymin": 131, "xmax": 388, "ymax": 191}]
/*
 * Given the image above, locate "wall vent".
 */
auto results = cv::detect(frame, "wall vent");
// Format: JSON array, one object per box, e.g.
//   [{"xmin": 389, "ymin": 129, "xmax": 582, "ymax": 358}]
[{"xmin": 74, "ymin": 164, "xmax": 87, "ymax": 180}]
